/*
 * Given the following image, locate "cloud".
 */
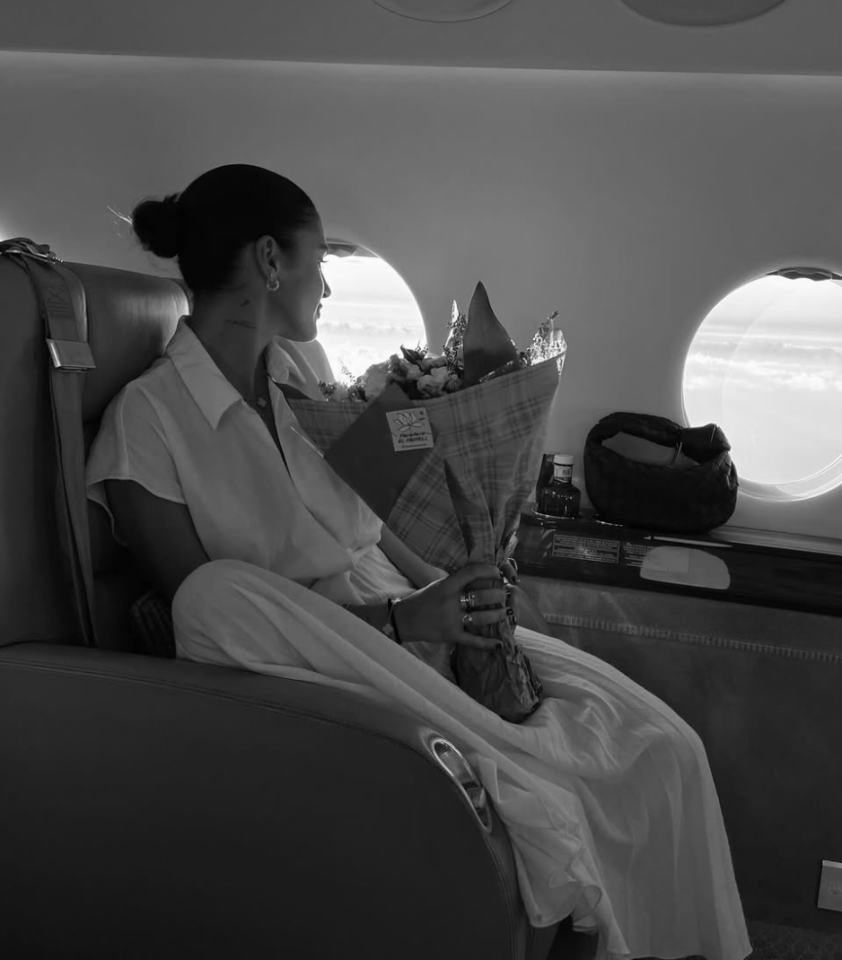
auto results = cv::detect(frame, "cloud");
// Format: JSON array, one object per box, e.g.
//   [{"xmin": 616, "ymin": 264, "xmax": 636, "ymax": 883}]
[
  {"xmin": 318, "ymin": 320, "xmax": 425, "ymax": 338},
  {"xmin": 686, "ymin": 342, "xmax": 842, "ymax": 394}
]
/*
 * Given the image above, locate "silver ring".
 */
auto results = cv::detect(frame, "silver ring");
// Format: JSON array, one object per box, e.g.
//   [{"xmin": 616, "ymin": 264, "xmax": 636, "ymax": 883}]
[
  {"xmin": 462, "ymin": 613, "xmax": 474, "ymax": 628},
  {"xmin": 459, "ymin": 592, "xmax": 471, "ymax": 612}
]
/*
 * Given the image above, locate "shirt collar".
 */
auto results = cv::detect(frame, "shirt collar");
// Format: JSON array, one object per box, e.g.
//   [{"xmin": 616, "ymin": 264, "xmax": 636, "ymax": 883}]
[
  {"xmin": 264, "ymin": 337, "xmax": 330, "ymax": 401},
  {"xmin": 166, "ymin": 317, "xmax": 244, "ymax": 430}
]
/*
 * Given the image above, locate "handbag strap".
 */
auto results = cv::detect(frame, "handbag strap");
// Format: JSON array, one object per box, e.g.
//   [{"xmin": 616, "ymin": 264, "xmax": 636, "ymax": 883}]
[
  {"xmin": 586, "ymin": 411, "xmax": 731, "ymax": 463},
  {"xmin": 587, "ymin": 411, "xmax": 682, "ymax": 448},
  {"xmin": 1, "ymin": 238, "xmax": 99, "ymax": 647}
]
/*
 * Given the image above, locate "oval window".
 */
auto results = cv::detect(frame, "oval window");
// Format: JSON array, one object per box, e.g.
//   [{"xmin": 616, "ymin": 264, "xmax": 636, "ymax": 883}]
[
  {"xmin": 318, "ymin": 241, "xmax": 426, "ymax": 379},
  {"xmin": 682, "ymin": 269, "xmax": 842, "ymax": 500}
]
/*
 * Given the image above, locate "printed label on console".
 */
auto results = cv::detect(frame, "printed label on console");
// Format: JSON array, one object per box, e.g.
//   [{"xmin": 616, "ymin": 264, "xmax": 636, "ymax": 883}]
[
  {"xmin": 621, "ymin": 542, "xmax": 653, "ymax": 568},
  {"xmin": 551, "ymin": 534, "xmax": 620, "ymax": 564}
]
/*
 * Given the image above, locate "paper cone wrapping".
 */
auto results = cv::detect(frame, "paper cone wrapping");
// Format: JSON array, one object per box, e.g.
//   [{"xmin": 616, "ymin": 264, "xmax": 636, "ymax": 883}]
[
  {"xmin": 285, "ymin": 283, "xmax": 563, "ymax": 723},
  {"xmin": 287, "ymin": 357, "xmax": 560, "ymax": 573}
]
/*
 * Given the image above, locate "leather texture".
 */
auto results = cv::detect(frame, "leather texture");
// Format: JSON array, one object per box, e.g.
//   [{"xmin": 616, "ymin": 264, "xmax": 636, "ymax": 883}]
[
  {"xmin": 12, "ymin": 250, "xmax": 99, "ymax": 647},
  {"xmin": 583, "ymin": 411, "xmax": 739, "ymax": 535},
  {"xmin": 0, "ymin": 258, "xmax": 186, "ymax": 647},
  {"xmin": 0, "ymin": 642, "xmax": 563, "ymax": 960},
  {"xmin": 0, "ymin": 258, "xmax": 564, "ymax": 958}
]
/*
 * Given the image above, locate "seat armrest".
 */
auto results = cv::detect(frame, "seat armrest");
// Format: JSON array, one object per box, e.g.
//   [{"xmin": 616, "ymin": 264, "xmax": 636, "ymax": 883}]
[{"xmin": 0, "ymin": 643, "xmax": 554, "ymax": 960}]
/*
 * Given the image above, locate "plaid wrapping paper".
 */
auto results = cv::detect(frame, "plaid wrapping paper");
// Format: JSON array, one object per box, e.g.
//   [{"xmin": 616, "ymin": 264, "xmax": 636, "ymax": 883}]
[{"xmin": 287, "ymin": 357, "xmax": 560, "ymax": 572}]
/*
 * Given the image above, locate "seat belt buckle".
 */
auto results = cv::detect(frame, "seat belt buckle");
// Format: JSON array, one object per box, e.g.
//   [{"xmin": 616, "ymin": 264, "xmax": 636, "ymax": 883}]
[{"xmin": 46, "ymin": 338, "xmax": 96, "ymax": 371}]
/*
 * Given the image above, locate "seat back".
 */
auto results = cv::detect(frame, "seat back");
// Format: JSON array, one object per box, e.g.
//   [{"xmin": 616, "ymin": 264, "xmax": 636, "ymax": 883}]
[
  {"xmin": 0, "ymin": 257, "xmax": 187, "ymax": 649},
  {"xmin": 1, "ymin": 254, "xmax": 339, "ymax": 651}
]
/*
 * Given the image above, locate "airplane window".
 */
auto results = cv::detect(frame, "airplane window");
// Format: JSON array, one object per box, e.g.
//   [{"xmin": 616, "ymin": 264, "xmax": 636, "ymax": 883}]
[
  {"xmin": 318, "ymin": 241, "xmax": 426, "ymax": 380},
  {"xmin": 682, "ymin": 269, "xmax": 842, "ymax": 501}
]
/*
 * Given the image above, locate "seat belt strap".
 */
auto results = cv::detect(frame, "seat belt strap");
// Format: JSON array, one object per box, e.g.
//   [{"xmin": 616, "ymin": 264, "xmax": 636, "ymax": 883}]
[{"xmin": 0, "ymin": 238, "xmax": 99, "ymax": 647}]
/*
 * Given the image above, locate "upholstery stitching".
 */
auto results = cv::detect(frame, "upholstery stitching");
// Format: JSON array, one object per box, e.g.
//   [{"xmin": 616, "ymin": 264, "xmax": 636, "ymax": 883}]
[{"xmin": 543, "ymin": 612, "xmax": 842, "ymax": 664}]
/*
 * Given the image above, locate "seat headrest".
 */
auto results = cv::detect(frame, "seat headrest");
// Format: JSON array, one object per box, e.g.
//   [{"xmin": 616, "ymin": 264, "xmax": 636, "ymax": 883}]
[{"xmin": 63, "ymin": 262, "xmax": 189, "ymax": 423}]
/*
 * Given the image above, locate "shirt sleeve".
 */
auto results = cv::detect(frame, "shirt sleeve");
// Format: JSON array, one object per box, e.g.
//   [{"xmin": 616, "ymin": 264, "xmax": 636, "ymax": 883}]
[{"xmin": 86, "ymin": 383, "xmax": 186, "ymax": 547}]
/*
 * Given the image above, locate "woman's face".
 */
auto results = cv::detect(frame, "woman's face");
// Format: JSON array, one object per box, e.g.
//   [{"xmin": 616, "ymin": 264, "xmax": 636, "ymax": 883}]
[{"xmin": 273, "ymin": 217, "xmax": 332, "ymax": 342}]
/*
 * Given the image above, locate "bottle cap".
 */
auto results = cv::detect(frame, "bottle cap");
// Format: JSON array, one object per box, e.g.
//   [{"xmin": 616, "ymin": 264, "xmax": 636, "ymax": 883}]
[{"xmin": 552, "ymin": 454, "xmax": 575, "ymax": 466}]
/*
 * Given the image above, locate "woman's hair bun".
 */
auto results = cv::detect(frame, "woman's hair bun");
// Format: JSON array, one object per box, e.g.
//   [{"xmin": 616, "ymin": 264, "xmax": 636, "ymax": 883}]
[{"xmin": 131, "ymin": 193, "xmax": 182, "ymax": 260}]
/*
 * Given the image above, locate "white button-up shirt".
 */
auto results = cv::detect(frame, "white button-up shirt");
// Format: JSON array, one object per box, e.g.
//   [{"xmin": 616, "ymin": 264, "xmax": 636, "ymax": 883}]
[{"xmin": 86, "ymin": 317, "xmax": 406, "ymax": 605}]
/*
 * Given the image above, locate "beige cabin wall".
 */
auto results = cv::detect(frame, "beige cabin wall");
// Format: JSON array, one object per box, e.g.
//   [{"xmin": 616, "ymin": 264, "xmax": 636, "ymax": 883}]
[{"xmin": 3, "ymin": 51, "xmax": 842, "ymax": 539}]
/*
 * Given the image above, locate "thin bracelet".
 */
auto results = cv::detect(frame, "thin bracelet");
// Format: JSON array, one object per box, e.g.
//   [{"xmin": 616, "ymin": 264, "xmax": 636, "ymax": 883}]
[{"xmin": 386, "ymin": 597, "xmax": 404, "ymax": 646}]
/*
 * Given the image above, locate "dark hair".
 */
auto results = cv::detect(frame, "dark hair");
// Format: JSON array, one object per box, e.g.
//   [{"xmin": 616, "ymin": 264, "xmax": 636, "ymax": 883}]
[{"xmin": 130, "ymin": 164, "xmax": 318, "ymax": 296}]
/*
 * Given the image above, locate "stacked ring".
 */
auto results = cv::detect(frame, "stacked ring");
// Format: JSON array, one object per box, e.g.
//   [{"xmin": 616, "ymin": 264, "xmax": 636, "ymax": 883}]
[
  {"xmin": 462, "ymin": 613, "xmax": 474, "ymax": 628},
  {"xmin": 459, "ymin": 590, "xmax": 479, "ymax": 612}
]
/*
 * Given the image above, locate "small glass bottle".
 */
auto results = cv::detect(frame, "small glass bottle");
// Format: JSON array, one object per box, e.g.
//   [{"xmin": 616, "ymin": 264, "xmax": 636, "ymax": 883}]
[{"xmin": 537, "ymin": 454, "xmax": 581, "ymax": 520}]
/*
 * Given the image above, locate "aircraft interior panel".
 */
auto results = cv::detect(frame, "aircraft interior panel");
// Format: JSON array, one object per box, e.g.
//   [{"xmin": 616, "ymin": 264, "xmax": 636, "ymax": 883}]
[{"xmin": 2, "ymin": 2, "xmax": 841, "ymax": 958}]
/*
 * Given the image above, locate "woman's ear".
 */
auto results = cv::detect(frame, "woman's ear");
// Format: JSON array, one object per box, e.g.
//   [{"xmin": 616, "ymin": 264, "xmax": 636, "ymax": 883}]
[{"xmin": 256, "ymin": 234, "xmax": 297, "ymax": 284}]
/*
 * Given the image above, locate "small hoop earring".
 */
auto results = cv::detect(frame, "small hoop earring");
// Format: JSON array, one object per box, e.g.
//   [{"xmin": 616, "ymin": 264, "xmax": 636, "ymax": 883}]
[{"xmin": 266, "ymin": 275, "xmax": 279, "ymax": 292}]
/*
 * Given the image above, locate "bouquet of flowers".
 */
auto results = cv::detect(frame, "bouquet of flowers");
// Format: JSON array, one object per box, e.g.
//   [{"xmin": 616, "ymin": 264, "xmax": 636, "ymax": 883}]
[{"xmin": 285, "ymin": 282, "xmax": 566, "ymax": 722}]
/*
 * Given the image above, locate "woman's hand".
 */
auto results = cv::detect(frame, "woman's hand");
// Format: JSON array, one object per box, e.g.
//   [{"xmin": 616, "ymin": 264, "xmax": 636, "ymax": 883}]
[
  {"xmin": 393, "ymin": 563, "xmax": 508, "ymax": 650},
  {"xmin": 499, "ymin": 556, "xmax": 518, "ymax": 585}
]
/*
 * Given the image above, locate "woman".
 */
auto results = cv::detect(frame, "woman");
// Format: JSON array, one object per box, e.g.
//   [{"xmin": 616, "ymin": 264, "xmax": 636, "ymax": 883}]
[{"xmin": 86, "ymin": 164, "xmax": 751, "ymax": 960}]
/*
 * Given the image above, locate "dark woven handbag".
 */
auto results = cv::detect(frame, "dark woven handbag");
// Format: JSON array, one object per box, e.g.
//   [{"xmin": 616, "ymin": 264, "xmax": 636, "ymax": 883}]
[{"xmin": 583, "ymin": 412, "xmax": 739, "ymax": 534}]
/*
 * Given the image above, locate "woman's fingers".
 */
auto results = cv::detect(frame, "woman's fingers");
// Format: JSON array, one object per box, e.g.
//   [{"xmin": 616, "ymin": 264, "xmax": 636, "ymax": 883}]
[
  {"xmin": 461, "ymin": 608, "xmax": 508, "ymax": 629},
  {"xmin": 455, "ymin": 611, "xmax": 506, "ymax": 648},
  {"xmin": 451, "ymin": 563, "xmax": 503, "ymax": 590},
  {"xmin": 456, "ymin": 606, "xmax": 509, "ymax": 648},
  {"xmin": 500, "ymin": 559, "xmax": 518, "ymax": 584},
  {"xmin": 395, "ymin": 563, "xmax": 514, "ymax": 646},
  {"xmin": 461, "ymin": 587, "xmax": 506, "ymax": 609},
  {"xmin": 454, "ymin": 572, "xmax": 506, "ymax": 610}
]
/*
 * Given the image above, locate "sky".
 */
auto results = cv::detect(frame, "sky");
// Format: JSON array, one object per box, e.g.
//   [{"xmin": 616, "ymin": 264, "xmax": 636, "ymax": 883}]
[
  {"xmin": 323, "ymin": 259, "xmax": 842, "ymax": 491},
  {"xmin": 683, "ymin": 276, "xmax": 842, "ymax": 487},
  {"xmin": 317, "ymin": 255, "xmax": 428, "ymax": 379}
]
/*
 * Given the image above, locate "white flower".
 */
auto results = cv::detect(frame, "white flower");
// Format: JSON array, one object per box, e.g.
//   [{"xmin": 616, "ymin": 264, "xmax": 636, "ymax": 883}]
[
  {"xmin": 361, "ymin": 362, "xmax": 390, "ymax": 400},
  {"xmin": 417, "ymin": 376, "xmax": 440, "ymax": 397},
  {"xmin": 404, "ymin": 363, "xmax": 423, "ymax": 382},
  {"xmin": 418, "ymin": 366, "xmax": 450, "ymax": 398}
]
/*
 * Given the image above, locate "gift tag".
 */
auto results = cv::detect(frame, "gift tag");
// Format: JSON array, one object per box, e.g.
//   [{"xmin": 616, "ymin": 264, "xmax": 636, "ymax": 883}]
[
  {"xmin": 386, "ymin": 407, "xmax": 434, "ymax": 452},
  {"xmin": 323, "ymin": 383, "xmax": 433, "ymax": 522}
]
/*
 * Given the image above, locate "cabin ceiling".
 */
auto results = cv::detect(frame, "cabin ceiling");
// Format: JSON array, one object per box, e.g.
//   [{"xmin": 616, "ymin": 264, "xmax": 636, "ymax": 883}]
[{"xmin": 2, "ymin": 0, "xmax": 840, "ymax": 76}]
